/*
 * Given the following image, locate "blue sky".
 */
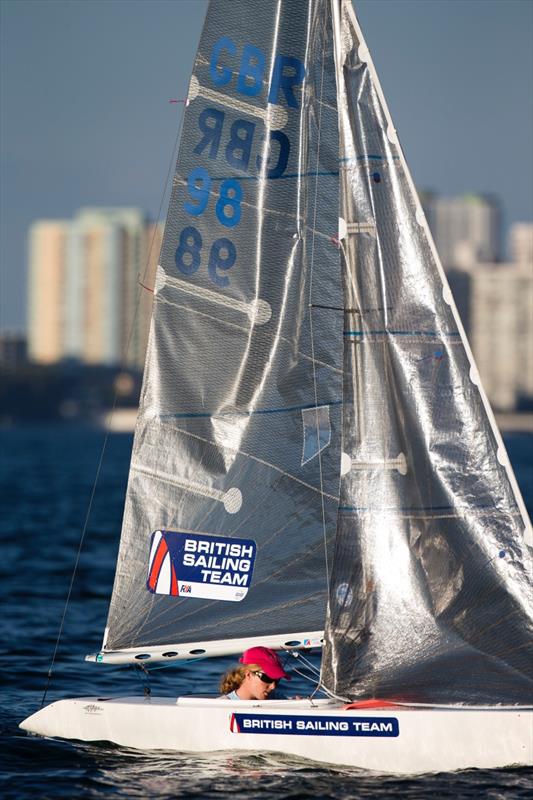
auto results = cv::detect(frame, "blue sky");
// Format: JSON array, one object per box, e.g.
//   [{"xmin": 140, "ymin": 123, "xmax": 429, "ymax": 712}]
[{"xmin": 1, "ymin": 0, "xmax": 532, "ymax": 333}]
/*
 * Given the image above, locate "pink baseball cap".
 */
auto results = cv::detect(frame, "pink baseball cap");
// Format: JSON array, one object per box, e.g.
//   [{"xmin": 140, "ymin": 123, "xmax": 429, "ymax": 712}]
[{"xmin": 239, "ymin": 646, "xmax": 290, "ymax": 680}]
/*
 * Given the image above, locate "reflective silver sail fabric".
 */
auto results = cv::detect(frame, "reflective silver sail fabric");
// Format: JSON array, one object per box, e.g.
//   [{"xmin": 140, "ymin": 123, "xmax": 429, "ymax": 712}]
[
  {"xmin": 104, "ymin": 0, "xmax": 343, "ymax": 652},
  {"xmin": 322, "ymin": 1, "xmax": 533, "ymax": 703}
]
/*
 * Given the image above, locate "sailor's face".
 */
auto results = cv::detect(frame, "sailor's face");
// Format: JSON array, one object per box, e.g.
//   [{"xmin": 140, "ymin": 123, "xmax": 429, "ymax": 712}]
[{"xmin": 247, "ymin": 670, "xmax": 278, "ymax": 699}]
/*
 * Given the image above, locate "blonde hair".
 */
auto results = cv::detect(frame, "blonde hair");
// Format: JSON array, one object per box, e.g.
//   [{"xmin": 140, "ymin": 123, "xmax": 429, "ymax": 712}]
[{"xmin": 219, "ymin": 663, "xmax": 262, "ymax": 695}]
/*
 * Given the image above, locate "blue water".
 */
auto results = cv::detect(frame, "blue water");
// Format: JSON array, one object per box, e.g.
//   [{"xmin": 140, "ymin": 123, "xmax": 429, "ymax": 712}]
[{"xmin": 1, "ymin": 425, "xmax": 532, "ymax": 798}]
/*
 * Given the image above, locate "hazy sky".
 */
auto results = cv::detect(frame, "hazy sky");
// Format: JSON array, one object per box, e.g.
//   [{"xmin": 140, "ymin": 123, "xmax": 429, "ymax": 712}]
[{"xmin": 1, "ymin": 0, "xmax": 532, "ymax": 333}]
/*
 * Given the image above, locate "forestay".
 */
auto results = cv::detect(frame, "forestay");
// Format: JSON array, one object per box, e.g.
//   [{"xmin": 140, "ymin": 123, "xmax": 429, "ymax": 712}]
[
  {"xmin": 98, "ymin": 0, "xmax": 344, "ymax": 661},
  {"xmin": 321, "ymin": 1, "xmax": 533, "ymax": 703}
]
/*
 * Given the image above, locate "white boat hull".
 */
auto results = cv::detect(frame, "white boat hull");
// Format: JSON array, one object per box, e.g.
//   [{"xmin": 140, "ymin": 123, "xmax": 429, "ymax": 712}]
[{"xmin": 20, "ymin": 696, "xmax": 533, "ymax": 774}]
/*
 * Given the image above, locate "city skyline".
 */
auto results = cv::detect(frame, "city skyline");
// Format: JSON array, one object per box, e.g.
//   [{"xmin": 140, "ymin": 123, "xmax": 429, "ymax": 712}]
[
  {"xmin": 21, "ymin": 198, "xmax": 532, "ymax": 412},
  {"xmin": 1, "ymin": 0, "xmax": 532, "ymax": 333},
  {"xmin": 27, "ymin": 208, "xmax": 161, "ymax": 369}
]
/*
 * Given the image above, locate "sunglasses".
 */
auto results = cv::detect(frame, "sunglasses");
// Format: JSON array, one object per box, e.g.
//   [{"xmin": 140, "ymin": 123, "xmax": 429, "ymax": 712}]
[{"xmin": 252, "ymin": 670, "xmax": 279, "ymax": 686}]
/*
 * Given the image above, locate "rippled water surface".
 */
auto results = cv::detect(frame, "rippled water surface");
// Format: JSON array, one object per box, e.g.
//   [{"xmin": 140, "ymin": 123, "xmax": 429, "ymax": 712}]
[{"xmin": 1, "ymin": 425, "xmax": 532, "ymax": 798}]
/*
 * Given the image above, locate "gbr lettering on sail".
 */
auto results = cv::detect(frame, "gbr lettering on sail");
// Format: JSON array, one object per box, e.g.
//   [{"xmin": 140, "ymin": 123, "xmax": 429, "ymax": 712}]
[
  {"xmin": 195, "ymin": 36, "xmax": 305, "ymax": 178},
  {"xmin": 174, "ymin": 34, "xmax": 305, "ymax": 289}
]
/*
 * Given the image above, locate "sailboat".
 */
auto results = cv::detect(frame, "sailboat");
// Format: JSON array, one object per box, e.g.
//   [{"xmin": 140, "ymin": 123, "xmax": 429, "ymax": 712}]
[{"xmin": 21, "ymin": 0, "xmax": 533, "ymax": 774}]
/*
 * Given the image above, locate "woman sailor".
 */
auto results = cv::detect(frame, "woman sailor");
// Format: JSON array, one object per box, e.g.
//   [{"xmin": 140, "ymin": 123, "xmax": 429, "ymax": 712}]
[{"xmin": 220, "ymin": 646, "xmax": 290, "ymax": 700}]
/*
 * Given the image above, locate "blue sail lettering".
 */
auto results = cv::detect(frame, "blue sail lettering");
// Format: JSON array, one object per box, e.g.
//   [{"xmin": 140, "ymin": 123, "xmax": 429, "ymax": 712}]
[
  {"xmin": 268, "ymin": 55, "xmax": 306, "ymax": 108},
  {"xmin": 237, "ymin": 43, "xmax": 265, "ymax": 96},
  {"xmin": 257, "ymin": 130, "xmax": 290, "ymax": 179},
  {"xmin": 194, "ymin": 108, "xmax": 225, "ymax": 160},
  {"xmin": 210, "ymin": 36, "xmax": 236, "ymax": 86},
  {"xmin": 209, "ymin": 37, "xmax": 304, "ymax": 108},
  {"xmin": 225, "ymin": 119, "xmax": 256, "ymax": 171},
  {"xmin": 194, "ymin": 112, "xmax": 289, "ymax": 178}
]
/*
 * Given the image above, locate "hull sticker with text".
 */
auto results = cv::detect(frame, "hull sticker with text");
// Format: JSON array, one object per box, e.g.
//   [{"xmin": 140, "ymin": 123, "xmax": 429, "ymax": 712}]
[{"xmin": 230, "ymin": 714, "xmax": 399, "ymax": 737}]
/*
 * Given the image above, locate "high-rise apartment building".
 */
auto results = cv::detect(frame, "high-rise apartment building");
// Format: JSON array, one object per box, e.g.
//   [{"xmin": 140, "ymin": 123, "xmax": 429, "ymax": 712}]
[
  {"xmin": 510, "ymin": 223, "xmax": 533, "ymax": 265},
  {"xmin": 447, "ymin": 224, "xmax": 533, "ymax": 411},
  {"xmin": 423, "ymin": 193, "xmax": 501, "ymax": 269},
  {"xmin": 28, "ymin": 220, "xmax": 69, "ymax": 363},
  {"xmin": 27, "ymin": 208, "xmax": 162, "ymax": 369},
  {"xmin": 136, "ymin": 222, "xmax": 163, "ymax": 366},
  {"xmin": 467, "ymin": 262, "xmax": 533, "ymax": 411}
]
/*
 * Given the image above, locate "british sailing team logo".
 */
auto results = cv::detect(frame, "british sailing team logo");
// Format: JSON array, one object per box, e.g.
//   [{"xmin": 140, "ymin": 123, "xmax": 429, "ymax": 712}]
[
  {"xmin": 147, "ymin": 530, "xmax": 257, "ymax": 602},
  {"xmin": 229, "ymin": 713, "xmax": 399, "ymax": 737}
]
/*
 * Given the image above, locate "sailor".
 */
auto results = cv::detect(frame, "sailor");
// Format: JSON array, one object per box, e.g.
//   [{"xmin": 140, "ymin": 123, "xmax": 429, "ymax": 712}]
[{"xmin": 219, "ymin": 646, "xmax": 290, "ymax": 700}]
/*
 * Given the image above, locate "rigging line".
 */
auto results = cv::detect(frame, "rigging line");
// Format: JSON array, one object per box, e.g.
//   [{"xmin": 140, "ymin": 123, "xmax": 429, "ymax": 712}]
[
  {"xmin": 40, "ymin": 104, "xmax": 187, "ymax": 705},
  {"xmin": 308, "ymin": 7, "xmax": 332, "ymax": 600},
  {"xmin": 289, "ymin": 665, "xmax": 322, "ymax": 691},
  {"xmin": 40, "ymin": 429, "xmax": 110, "ymax": 708},
  {"xmin": 288, "ymin": 660, "xmax": 330, "ymax": 702},
  {"xmin": 289, "ymin": 651, "xmax": 322, "ymax": 677},
  {"xmin": 311, "ymin": 679, "xmax": 347, "ymax": 703},
  {"xmin": 158, "ymin": 420, "xmax": 339, "ymax": 501},
  {"xmin": 291, "ymin": 650, "xmax": 321, "ymax": 667}
]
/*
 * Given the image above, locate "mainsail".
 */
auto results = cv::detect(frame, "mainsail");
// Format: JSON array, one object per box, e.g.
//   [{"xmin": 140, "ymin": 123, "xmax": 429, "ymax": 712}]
[
  {"xmin": 321, "ymin": 1, "xmax": 533, "ymax": 703},
  {"xmin": 99, "ymin": 0, "xmax": 344, "ymax": 661}
]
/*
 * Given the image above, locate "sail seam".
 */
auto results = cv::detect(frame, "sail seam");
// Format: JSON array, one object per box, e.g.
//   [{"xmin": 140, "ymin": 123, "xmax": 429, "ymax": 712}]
[
  {"xmin": 155, "ymin": 420, "xmax": 339, "ymax": 501},
  {"xmin": 338, "ymin": 507, "xmax": 522, "ymax": 517},
  {"xmin": 162, "ymin": 272, "xmax": 271, "ymax": 325},
  {"xmin": 172, "ymin": 173, "xmax": 338, "ymax": 234},
  {"xmin": 343, "ymin": 329, "xmax": 461, "ymax": 338},
  {"xmin": 153, "ymin": 293, "xmax": 343, "ymax": 374},
  {"xmin": 156, "ymin": 399, "xmax": 343, "ymax": 420},
  {"xmin": 189, "ymin": 78, "xmax": 288, "ymax": 128}
]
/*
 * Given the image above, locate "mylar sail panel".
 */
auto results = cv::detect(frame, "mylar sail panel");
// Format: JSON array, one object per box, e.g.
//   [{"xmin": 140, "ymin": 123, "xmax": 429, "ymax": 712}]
[
  {"xmin": 322, "ymin": 1, "xmax": 533, "ymax": 703},
  {"xmin": 104, "ymin": 0, "xmax": 343, "ymax": 655}
]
